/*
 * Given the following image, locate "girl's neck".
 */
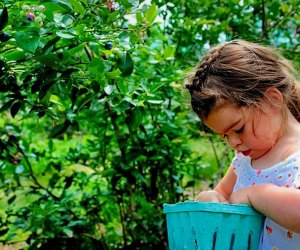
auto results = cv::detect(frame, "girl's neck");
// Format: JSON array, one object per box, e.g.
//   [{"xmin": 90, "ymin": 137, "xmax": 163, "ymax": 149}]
[{"xmin": 251, "ymin": 112, "xmax": 300, "ymax": 170}]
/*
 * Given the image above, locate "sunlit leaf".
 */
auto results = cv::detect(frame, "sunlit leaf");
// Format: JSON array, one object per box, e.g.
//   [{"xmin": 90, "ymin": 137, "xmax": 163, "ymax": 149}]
[
  {"xmin": 145, "ymin": 3, "xmax": 158, "ymax": 24},
  {"xmin": 15, "ymin": 31, "xmax": 40, "ymax": 53},
  {"xmin": 88, "ymin": 58, "xmax": 105, "ymax": 81}
]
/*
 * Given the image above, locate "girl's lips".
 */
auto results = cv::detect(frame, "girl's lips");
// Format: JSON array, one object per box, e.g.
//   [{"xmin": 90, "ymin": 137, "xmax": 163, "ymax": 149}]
[{"xmin": 241, "ymin": 150, "xmax": 251, "ymax": 156}]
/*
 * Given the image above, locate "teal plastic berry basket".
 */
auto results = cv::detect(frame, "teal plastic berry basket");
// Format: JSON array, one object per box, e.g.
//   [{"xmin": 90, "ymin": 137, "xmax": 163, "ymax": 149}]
[{"xmin": 163, "ymin": 201, "xmax": 264, "ymax": 250}]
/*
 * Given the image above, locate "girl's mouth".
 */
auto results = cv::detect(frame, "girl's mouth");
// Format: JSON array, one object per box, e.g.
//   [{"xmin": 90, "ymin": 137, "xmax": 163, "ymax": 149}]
[{"xmin": 241, "ymin": 150, "xmax": 251, "ymax": 156}]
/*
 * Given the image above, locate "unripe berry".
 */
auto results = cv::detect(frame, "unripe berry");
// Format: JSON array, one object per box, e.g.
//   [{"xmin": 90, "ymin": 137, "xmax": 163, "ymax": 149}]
[
  {"xmin": 39, "ymin": 13, "xmax": 46, "ymax": 19},
  {"xmin": 22, "ymin": 5, "xmax": 30, "ymax": 13},
  {"xmin": 112, "ymin": 48, "xmax": 122, "ymax": 58},
  {"xmin": 38, "ymin": 5, "xmax": 46, "ymax": 12},
  {"xmin": 26, "ymin": 13, "xmax": 35, "ymax": 21},
  {"xmin": 35, "ymin": 16, "xmax": 43, "ymax": 25},
  {"xmin": 37, "ymin": 21, "xmax": 43, "ymax": 27}
]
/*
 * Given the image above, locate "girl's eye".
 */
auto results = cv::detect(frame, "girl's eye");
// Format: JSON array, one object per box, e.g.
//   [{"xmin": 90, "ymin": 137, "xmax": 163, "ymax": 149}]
[{"xmin": 235, "ymin": 126, "xmax": 244, "ymax": 134}]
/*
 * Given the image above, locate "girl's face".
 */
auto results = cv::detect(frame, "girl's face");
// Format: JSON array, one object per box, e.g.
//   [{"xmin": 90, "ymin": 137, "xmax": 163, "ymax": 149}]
[{"xmin": 203, "ymin": 102, "xmax": 283, "ymax": 160}]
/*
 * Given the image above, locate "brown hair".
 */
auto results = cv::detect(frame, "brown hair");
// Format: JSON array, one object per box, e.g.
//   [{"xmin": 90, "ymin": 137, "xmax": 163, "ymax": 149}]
[{"xmin": 185, "ymin": 40, "xmax": 300, "ymax": 121}]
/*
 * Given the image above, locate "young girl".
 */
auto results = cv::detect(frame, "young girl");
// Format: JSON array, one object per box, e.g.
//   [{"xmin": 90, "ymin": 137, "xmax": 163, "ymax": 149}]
[{"xmin": 185, "ymin": 40, "xmax": 300, "ymax": 249}]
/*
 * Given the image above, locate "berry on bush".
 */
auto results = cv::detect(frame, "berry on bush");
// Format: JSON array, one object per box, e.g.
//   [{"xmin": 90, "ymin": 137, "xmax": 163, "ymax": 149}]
[
  {"xmin": 105, "ymin": 1, "xmax": 116, "ymax": 12},
  {"xmin": 105, "ymin": 42, "xmax": 113, "ymax": 50},
  {"xmin": 26, "ymin": 12, "xmax": 35, "ymax": 21},
  {"xmin": 0, "ymin": 33, "xmax": 10, "ymax": 42},
  {"xmin": 35, "ymin": 16, "xmax": 43, "ymax": 27},
  {"xmin": 22, "ymin": 5, "xmax": 30, "ymax": 13},
  {"xmin": 38, "ymin": 5, "xmax": 46, "ymax": 12},
  {"xmin": 8, "ymin": 75, "xmax": 15, "ymax": 83}
]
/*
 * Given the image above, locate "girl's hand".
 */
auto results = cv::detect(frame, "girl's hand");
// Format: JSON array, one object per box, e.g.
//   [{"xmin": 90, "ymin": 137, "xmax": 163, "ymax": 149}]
[
  {"xmin": 229, "ymin": 186, "xmax": 252, "ymax": 204},
  {"xmin": 196, "ymin": 190, "xmax": 228, "ymax": 203}
]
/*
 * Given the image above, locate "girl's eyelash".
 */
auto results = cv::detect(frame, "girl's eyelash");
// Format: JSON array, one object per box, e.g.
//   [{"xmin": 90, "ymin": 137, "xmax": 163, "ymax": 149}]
[
  {"xmin": 235, "ymin": 126, "xmax": 244, "ymax": 134},
  {"xmin": 222, "ymin": 125, "xmax": 244, "ymax": 139}
]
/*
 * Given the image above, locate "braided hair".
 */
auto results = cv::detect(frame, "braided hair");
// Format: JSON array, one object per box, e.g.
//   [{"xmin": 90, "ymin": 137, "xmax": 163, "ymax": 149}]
[{"xmin": 186, "ymin": 40, "xmax": 300, "ymax": 121}]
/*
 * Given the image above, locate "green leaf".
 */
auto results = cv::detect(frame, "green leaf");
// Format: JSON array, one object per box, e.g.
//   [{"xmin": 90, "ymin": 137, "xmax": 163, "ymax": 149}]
[
  {"xmin": 281, "ymin": 3, "xmax": 289, "ymax": 13},
  {"xmin": 64, "ymin": 43, "xmax": 85, "ymax": 58},
  {"xmin": 7, "ymin": 195, "xmax": 16, "ymax": 204},
  {"xmin": 44, "ymin": 2, "xmax": 70, "ymax": 13},
  {"xmin": 0, "ymin": 99, "xmax": 15, "ymax": 113},
  {"xmin": 39, "ymin": 81, "xmax": 56, "ymax": 100},
  {"xmin": 76, "ymin": 93, "xmax": 93, "ymax": 111},
  {"xmin": 128, "ymin": 107, "xmax": 142, "ymax": 131},
  {"xmin": 0, "ymin": 7, "xmax": 8, "ymax": 31},
  {"xmin": 119, "ymin": 0, "xmax": 135, "ymax": 8},
  {"xmin": 66, "ymin": 109, "xmax": 76, "ymax": 122},
  {"xmin": 104, "ymin": 85, "xmax": 114, "ymax": 95},
  {"xmin": 42, "ymin": 36, "xmax": 61, "ymax": 53},
  {"xmin": 90, "ymin": 80, "xmax": 100, "ymax": 93},
  {"xmin": 70, "ymin": 85, "xmax": 79, "ymax": 104},
  {"xmin": 15, "ymin": 31, "xmax": 40, "ymax": 53},
  {"xmin": 136, "ymin": 12, "xmax": 143, "ymax": 24},
  {"xmin": 163, "ymin": 45, "xmax": 176, "ymax": 60},
  {"xmin": 52, "ymin": 0, "xmax": 72, "ymax": 11},
  {"xmin": 105, "ymin": 69, "xmax": 122, "ymax": 79},
  {"xmin": 50, "ymin": 120, "xmax": 71, "ymax": 137},
  {"xmin": 117, "ymin": 81, "xmax": 128, "ymax": 94},
  {"xmin": 118, "ymin": 52, "xmax": 134, "ymax": 77},
  {"xmin": 10, "ymin": 101, "xmax": 22, "ymax": 118},
  {"xmin": 63, "ymin": 228, "xmax": 74, "ymax": 237},
  {"xmin": 3, "ymin": 50, "xmax": 26, "ymax": 61},
  {"xmin": 150, "ymin": 81, "xmax": 167, "ymax": 93},
  {"xmin": 146, "ymin": 100, "xmax": 164, "ymax": 104},
  {"xmin": 75, "ymin": 23, "xmax": 86, "ymax": 35},
  {"xmin": 35, "ymin": 54, "xmax": 59, "ymax": 67},
  {"xmin": 144, "ymin": 3, "xmax": 158, "ymax": 24},
  {"xmin": 88, "ymin": 58, "xmax": 105, "ymax": 81},
  {"xmin": 68, "ymin": 0, "xmax": 85, "ymax": 14},
  {"xmin": 56, "ymin": 31, "xmax": 75, "ymax": 39}
]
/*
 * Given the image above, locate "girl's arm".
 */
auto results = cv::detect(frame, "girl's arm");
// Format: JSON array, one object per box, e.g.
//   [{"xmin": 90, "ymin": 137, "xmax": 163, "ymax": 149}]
[
  {"xmin": 196, "ymin": 166, "xmax": 237, "ymax": 202},
  {"xmin": 214, "ymin": 166, "xmax": 237, "ymax": 200},
  {"xmin": 230, "ymin": 184, "xmax": 300, "ymax": 233}
]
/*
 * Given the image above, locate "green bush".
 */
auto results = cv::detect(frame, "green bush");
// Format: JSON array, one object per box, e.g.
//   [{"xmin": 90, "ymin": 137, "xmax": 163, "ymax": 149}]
[{"xmin": 0, "ymin": 0, "xmax": 299, "ymax": 249}]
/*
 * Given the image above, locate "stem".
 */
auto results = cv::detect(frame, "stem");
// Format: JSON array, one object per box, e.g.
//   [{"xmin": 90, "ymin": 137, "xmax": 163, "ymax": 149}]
[
  {"xmin": 261, "ymin": 0, "xmax": 268, "ymax": 38},
  {"xmin": 105, "ymin": 102, "xmax": 127, "ymax": 161},
  {"xmin": 84, "ymin": 44, "xmax": 93, "ymax": 61},
  {"xmin": 209, "ymin": 136, "xmax": 221, "ymax": 169},
  {"xmin": 269, "ymin": 8, "xmax": 295, "ymax": 33},
  {"xmin": 118, "ymin": 200, "xmax": 127, "ymax": 247},
  {"xmin": 13, "ymin": 142, "xmax": 60, "ymax": 201}
]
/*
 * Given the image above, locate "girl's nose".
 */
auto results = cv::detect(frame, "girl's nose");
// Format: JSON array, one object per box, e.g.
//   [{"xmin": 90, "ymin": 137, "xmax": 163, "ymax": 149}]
[{"xmin": 227, "ymin": 134, "xmax": 242, "ymax": 149}]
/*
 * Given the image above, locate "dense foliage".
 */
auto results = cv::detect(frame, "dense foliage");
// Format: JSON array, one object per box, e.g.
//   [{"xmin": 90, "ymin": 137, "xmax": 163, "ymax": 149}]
[{"xmin": 0, "ymin": 0, "xmax": 300, "ymax": 249}]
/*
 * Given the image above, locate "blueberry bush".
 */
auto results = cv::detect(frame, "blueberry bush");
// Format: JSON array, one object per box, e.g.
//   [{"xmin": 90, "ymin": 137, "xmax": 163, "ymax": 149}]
[{"xmin": 0, "ymin": 0, "xmax": 300, "ymax": 249}]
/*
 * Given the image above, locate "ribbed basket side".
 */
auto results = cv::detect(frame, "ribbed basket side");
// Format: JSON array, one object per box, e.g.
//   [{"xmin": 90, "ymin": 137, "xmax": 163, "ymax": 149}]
[{"xmin": 165, "ymin": 211, "xmax": 264, "ymax": 250}]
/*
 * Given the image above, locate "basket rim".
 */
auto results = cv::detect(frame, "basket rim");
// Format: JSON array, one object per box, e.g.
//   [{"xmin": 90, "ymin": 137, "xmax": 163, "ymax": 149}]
[{"xmin": 163, "ymin": 201, "xmax": 263, "ymax": 216}]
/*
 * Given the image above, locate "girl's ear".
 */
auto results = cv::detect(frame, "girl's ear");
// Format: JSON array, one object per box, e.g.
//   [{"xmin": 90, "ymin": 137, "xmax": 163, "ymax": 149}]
[{"xmin": 263, "ymin": 87, "xmax": 284, "ymax": 111}]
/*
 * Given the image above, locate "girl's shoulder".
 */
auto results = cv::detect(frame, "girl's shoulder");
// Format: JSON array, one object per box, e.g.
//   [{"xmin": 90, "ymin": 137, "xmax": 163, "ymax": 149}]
[
  {"xmin": 282, "ymin": 150, "xmax": 300, "ymax": 163},
  {"xmin": 280, "ymin": 140, "xmax": 300, "ymax": 164}
]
